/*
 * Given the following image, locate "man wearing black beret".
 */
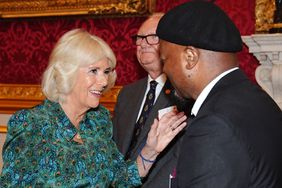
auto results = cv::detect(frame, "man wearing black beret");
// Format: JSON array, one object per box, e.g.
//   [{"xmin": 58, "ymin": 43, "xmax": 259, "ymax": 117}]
[{"xmin": 157, "ymin": 0, "xmax": 282, "ymax": 187}]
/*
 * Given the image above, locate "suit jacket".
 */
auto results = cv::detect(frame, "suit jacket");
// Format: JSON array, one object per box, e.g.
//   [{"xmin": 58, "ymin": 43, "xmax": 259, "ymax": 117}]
[
  {"xmin": 175, "ymin": 69, "xmax": 282, "ymax": 188},
  {"xmin": 113, "ymin": 77, "xmax": 186, "ymax": 188}
]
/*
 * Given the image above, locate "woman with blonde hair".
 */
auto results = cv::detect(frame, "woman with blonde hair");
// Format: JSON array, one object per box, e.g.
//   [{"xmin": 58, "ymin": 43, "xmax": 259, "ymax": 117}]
[{"xmin": 0, "ymin": 28, "xmax": 187, "ymax": 187}]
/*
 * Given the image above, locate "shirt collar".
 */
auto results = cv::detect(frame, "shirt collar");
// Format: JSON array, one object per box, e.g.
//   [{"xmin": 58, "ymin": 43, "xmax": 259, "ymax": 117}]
[
  {"xmin": 45, "ymin": 99, "xmax": 77, "ymax": 142},
  {"xmin": 191, "ymin": 67, "xmax": 238, "ymax": 116},
  {"xmin": 147, "ymin": 73, "xmax": 167, "ymax": 87}
]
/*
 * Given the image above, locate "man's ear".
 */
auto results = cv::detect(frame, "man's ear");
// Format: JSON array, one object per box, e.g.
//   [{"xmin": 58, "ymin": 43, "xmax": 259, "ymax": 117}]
[{"xmin": 183, "ymin": 46, "xmax": 199, "ymax": 70}]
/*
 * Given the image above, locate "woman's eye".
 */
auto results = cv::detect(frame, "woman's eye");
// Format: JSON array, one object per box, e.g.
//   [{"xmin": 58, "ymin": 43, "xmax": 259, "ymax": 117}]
[
  {"xmin": 104, "ymin": 69, "xmax": 111, "ymax": 75},
  {"xmin": 89, "ymin": 69, "xmax": 97, "ymax": 74}
]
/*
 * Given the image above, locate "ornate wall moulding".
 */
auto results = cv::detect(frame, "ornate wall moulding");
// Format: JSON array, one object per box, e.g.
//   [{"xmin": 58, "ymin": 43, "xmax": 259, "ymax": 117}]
[
  {"xmin": 242, "ymin": 34, "xmax": 282, "ymax": 110},
  {"xmin": 0, "ymin": 84, "xmax": 122, "ymax": 133},
  {"xmin": 0, "ymin": 84, "xmax": 44, "ymax": 114},
  {"xmin": 0, "ymin": 0, "xmax": 156, "ymax": 18}
]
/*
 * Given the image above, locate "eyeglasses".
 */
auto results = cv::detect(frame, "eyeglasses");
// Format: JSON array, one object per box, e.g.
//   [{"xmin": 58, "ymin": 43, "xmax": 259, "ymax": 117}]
[{"xmin": 132, "ymin": 34, "xmax": 160, "ymax": 46}]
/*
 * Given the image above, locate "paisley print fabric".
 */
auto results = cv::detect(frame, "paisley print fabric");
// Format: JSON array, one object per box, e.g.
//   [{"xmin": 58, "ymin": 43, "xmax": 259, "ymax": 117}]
[{"xmin": 0, "ymin": 100, "xmax": 141, "ymax": 187}]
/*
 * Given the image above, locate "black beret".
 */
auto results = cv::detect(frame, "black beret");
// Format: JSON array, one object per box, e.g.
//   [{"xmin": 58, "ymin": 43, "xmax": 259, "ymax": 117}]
[{"xmin": 156, "ymin": 0, "xmax": 243, "ymax": 52}]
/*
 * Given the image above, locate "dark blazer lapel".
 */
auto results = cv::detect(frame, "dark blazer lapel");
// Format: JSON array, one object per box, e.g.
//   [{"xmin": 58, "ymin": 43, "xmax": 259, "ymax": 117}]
[
  {"xmin": 131, "ymin": 81, "xmax": 175, "ymax": 158},
  {"xmin": 122, "ymin": 78, "xmax": 148, "ymax": 154}
]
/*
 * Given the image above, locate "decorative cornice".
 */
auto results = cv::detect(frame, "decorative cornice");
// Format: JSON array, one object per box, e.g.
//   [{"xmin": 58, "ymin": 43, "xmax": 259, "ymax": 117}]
[
  {"xmin": 242, "ymin": 34, "xmax": 282, "ymax": 109},
  {"xmin": 0, "ymin": 0, "xmax": 156, "ymax": 18},
  {"xmin": 0, "ymin": 84, "xmax": 44, "ymax": 100}
]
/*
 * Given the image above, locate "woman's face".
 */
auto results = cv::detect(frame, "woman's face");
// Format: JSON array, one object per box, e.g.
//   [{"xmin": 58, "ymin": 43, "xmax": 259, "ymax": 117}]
[{"xmin": 67, "ymin": 58, "xmax": 112, "ymax": 111}]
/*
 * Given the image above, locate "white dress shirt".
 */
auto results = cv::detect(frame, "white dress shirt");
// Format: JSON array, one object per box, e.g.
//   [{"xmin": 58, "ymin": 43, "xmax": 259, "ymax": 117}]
[{"xmin": 136, "ymin": 73, "xmax": 167, "ymax": 122}]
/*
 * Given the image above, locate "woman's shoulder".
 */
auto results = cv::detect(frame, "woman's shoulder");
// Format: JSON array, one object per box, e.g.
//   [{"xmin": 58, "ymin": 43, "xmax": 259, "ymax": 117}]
[
  {"xmin": 7, "ymin": 101, "xmax": 49, "ymax": 133},
  {"xmin": 6, "ymin": 109, "xmax": 33, "ymax": 138},
  {"xmin": 8, "ymin": 109, "xmax": 31, "ymax": 125}
]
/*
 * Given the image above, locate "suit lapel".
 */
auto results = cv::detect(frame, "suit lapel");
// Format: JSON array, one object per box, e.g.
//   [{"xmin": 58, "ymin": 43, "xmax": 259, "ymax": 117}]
[
  {"xmin": 130, "ymin": 81, "xmax": 175, "ymax": 158},
  {"xmin": 122, "ymin": 78, "xmax": 148, "ymax": 154}
]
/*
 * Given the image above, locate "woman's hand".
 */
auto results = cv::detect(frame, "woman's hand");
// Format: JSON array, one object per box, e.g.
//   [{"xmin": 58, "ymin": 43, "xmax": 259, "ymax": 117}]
[
  {"xmin": 136, "ymin": 111, "xmax": 187, "ymax": 177},
  {"xmin": 146, "ymin": 111, "xmax": 187, "ymax": 154}
]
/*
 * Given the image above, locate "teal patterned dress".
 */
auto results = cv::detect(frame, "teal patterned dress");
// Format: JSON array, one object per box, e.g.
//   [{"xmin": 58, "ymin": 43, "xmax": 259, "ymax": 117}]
[{"xmin": 0, "ymin": 100, "xmax": 141, "ymax": 187}]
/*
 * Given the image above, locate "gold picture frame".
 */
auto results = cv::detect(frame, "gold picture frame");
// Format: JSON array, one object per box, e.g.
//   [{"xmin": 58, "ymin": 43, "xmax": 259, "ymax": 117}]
[
  {"xmin": 0, "ymin": 0, "xmax": 156, "ymax": 18},
  {"xmin": 0, "ymin": 84, "xmax": 122, "ymax": 133},
  {"xmin": 255, "ymin": 0, "xmax": 279, "ymax": 32}
]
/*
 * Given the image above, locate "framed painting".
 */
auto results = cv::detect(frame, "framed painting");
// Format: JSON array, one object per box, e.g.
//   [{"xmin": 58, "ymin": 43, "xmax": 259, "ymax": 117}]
[
  {"xmin": 255, "ymin": 0, "xmax": 282, "ymax": 32},
  {"xmin": 0, "ymin": 0, "xmax": 156, "ymax": 18}
]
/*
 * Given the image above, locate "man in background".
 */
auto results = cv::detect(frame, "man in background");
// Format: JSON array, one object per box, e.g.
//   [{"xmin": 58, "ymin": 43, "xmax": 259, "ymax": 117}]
[
  {"xmin": 113, "ymin": 13, "xmax": 192, "ymax": 187},
  {"xmin": 157, "ymin": 1, "xmax": 282, "ymax": 187}
]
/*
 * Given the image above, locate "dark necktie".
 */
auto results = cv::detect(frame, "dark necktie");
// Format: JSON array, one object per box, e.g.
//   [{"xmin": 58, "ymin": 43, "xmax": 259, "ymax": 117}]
[{"xmin": 126, "ymin": 80, "xmax": 158, "ymax": 159}]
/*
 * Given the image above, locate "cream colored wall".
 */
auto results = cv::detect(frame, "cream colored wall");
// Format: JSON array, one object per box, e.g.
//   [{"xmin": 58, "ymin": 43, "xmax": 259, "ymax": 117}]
[
  {"xmin": 0, "ymin": 133, "xmax": 6, "ymax": 173},
  {"xmin": 0, "ymin": 114, "xmax": 10, "ymax": 126}
]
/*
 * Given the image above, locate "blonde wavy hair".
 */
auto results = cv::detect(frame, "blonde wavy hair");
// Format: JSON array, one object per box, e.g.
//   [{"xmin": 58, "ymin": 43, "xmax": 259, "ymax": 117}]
[{"xmin": 42, "ymin": 28, "xmax": 117, "ymax": 103}]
